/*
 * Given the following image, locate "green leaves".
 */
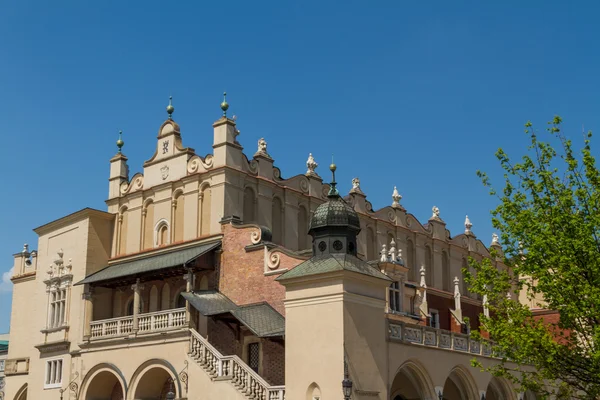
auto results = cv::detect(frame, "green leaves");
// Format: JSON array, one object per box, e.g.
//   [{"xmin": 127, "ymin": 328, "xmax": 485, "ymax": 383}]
[{"xmin": 469, "ymin": 117, "xmax": 600, "ymax": 399}]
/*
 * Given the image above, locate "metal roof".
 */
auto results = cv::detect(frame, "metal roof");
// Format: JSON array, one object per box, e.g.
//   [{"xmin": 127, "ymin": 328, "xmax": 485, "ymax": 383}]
[
  {"xmin": 309, "ymin": 195, "xmax": 361, "ymax": 233},
  {"xmin": 233, "ymin": 303, "xmax": 285, "ymax": 337},
  {"xmin": 181, "ymin": 291, "xmax": 237, "ymax": 316},
  {"xmin": 183, "ymin": 291, "xmax": 285, "ymax": 337},
  {"xmin": 75, "ymin": 241, "xmax": 220, "ymax": 286},
  {"xmin": 276, "ymin": 253, "xmax": 391, "ymax": 282}
]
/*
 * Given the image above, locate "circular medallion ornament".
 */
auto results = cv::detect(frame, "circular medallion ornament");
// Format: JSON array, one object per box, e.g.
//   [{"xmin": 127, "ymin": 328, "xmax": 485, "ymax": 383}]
[
  {"xmin": 318, "ymin": 241, "xmax": 327, "ymax": 252},
  {"xmin": 333, "ymin": 240, "xmax": 343, "ymax": 251}
]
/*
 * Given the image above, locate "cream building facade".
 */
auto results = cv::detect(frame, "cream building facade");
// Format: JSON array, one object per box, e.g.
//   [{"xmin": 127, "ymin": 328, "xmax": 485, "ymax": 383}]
[{"xmin": 4, "ymin": 96, "xmax": 536, "ymax": 400}]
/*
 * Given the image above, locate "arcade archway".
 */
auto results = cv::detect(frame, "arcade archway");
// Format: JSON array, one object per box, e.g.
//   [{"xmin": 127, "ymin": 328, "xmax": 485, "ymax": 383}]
[
  {"xmin": 128, "ymin": 360, "xmax": 179, "ymax": 400},
  {"xmin": 390, "ymin": 360, "xmax": 436, "ymax": 400},
  {"xmin": 441, "ymin": 366, "xmax": 479, "ymax": 400},
  {"xmin": 80, "ymin": 365, "xmax": 126, "ymax": 400}
]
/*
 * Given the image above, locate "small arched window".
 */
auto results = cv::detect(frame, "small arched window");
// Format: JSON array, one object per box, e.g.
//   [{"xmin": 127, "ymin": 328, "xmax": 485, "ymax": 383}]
[
  {"xmin": 406, "ymin": 239, "xmax": 416, "ymax": 281},
  {"xmin": 462, "ymin": 258, "xmax": 469, "ymax": 297},
  {"xmin": 424, "ymin": 245, "xmax": 433, "ymax": 287},
  {"xmin": 298, "ymin": 205, "xmax": 309, "ymax": 250},
  {"xmin": 176, "ymin": 292, "xmax": 186, "ymax": 308},
  {"xmin": 272, "ymin": 197, "xmax": 283, "ymax": 244},
  {"xmin": 442, "ymin": 251, "xmax": 450, "ymax": 291},
  {"xmin": 366, "ymin": 227, "xmax": 376, "ymax": 260},
  {"xmin": 243, "ymin": 187, "xmax": 256, "ymax": 224},
  {"xmin": 155, "ymin": 220, "xmax": 169, "ymax": 247}
]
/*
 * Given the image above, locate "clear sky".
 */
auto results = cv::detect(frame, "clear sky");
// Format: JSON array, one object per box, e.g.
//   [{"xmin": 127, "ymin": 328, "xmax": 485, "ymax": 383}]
[{"xmin": 0, "ymin": 1, "xmax": 598, "ymax": 333}]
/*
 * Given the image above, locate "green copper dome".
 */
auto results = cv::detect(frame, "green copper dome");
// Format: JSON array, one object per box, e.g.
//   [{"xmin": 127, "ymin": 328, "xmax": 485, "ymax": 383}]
[{"xmin": 309, "ymin": 196, "xmax": 361, "ymax": 233}]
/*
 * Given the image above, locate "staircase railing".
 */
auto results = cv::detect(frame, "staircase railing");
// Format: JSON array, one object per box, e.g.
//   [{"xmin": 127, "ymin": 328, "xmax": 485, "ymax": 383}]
[{"xmin": 189, "ymin": 329, "xmax": 285, "ymax": 400}]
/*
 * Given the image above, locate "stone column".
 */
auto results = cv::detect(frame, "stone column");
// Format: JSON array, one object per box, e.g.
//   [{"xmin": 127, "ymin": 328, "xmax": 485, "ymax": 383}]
[
  {"xmin": 184, "ymin": 268, "xmax": 195, "ymax": 328},
  {"xmin": 83, "ymin": 286, "xmax": 94, "ymax": 340},
  {"xmin": 132, "ymin": 279, "xmax": 144, "ymax": 333}
]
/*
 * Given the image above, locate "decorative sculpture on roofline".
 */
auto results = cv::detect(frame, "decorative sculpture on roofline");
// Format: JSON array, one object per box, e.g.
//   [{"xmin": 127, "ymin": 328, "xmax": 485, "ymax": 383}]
[
  {"xmin": 465, "ymin": 215, "xmax": 473, "ymax": 235},
  {"xmin": 491, "ymin": 232, "xmax": 500, "ymax": 246},
  {"xmin": 453, "ymin": 276, "xmax": 461, "ymax": 311},
  {"xmin": 350, "ymin": 177, "xmax": 363, "ymax": 194},
  {"xmin": 431, "ymin": 206, "xmax": 441, "ymax": 220},
  {"xmin": 255, "ymin": 137, "xmax": 271, "ymax": 158},
  {"xmin": 306, "ymin": 153, "xmax": 318, "ymax": 177},
  {"xmin": 391, "ymin": 186, "xmax": 403, "ymax": 208}
]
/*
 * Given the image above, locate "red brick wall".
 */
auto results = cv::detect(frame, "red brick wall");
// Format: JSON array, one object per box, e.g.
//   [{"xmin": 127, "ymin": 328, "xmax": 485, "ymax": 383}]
[
  {"xmin": 208, "ymin": 318, "xmax": 241, "ymax": 356},
  {"xmin": 262, "ymin": 338, "xmax": 285, "ymax": 385},
  {"xmin": 427, "ymin": 292, "xmax": 483, "ymax": 332},
  {"xmin": 218, "ymin": 224, "xmax": 305, "ymax": 315}
]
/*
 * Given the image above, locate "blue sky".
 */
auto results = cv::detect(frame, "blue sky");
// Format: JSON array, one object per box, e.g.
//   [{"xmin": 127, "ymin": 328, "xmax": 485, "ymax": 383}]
[{"xmin": 0, "ymin": 1, "xmax": 599, "ymax": 333}]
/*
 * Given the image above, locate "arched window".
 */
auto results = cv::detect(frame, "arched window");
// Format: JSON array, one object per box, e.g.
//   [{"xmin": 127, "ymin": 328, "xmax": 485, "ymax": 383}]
[
  {"xmin": 126, "ymin": 298, "xmax": 142, "ymax": 316},
  {"xmin": 142, "ymin": 201, "xmax": 155, "ymax": 250},
  {"xmin": 424, "ymin": 245, "xmax": 433, "ymax": 287},
  {"xmin": 173, "ymin": 192, "xmax": 185, "ymax": 243},
  {"xmin": 272, "ymin": 197, "xmax": 283, "ymax": 244},
  {"xmin": 200, "ymin": 185, "xmax": 212, "ymax": 236},
  {"xmin": 243, "ymin": 187, "xmax": 256, "ymax": 224},
  {"xmin": 298, "ymin": 205, "xmax": 309, "ymax": 250},
  {"xmin": 366, "ymin": 227, "xmax": 376, "ymax": 260},
  {"xmin": 155, "ymin": 220, "xmax": 169, "ymax": 247},
  {"xmin": 406, "ymin": 239, "xmax": 416, "ymax": 281},
  {"xmin": 442, "ymin": 251, "xmax": 450, "ymax": 291},
  {"xmin": 161, "ymin": 283, "xmax": 171, "ymax": 310},
  {"xmin": 117, "ymin": 208, "xmax": 128, "ymax": 255},
  {"xmin": 149, "ymin": 285, "xmax": 159, "ymax": 312},
  {"xmin": 462, "ymin": 258, "xmax": 469, "ymax": 297},
  {"xmin": 176, "ymin": 292, "xmax": 186, "ymax": 308}
]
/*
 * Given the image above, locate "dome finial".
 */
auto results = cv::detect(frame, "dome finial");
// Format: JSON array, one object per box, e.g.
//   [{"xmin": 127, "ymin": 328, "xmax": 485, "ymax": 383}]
[
  {"xmin": 116, "ymin": 130, "xmax": 124, "ymax": 153},
  {"xmin": 328, "ymin": 155, "xmax": 338, "ymax": 197},
  {"xmin": 166, "ymin": 95, "xmax": 174, "ymax": 119},
  {"xmin": 220, "ymin": 92, "xmax": 229, "ymax": 117}
]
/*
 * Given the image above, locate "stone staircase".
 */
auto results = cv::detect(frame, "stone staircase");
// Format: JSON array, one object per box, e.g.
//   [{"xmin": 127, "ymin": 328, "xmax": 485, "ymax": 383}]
[{"xmin": 188, "ymin": 329, "xmax": 285, "ymax": 400}]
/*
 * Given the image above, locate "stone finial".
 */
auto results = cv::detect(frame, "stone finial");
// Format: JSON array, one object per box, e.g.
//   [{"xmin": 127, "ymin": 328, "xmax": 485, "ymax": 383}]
[
  {"xmin": 506, "ymin": 291, "xmax": 512, "ymax": 300},
  {"xmin": 57, "ymin": 248, "xmax": 64, "ymax": 259},
  {"xmin": 491, "ymin": 233, "xmax": 500, "ymax": 246},
  {"xmin": 22, "ymin": 244, "xmax": 29, "ymax": 254},
  {"xmin": 419, "ymin": 265, "xmax": 427, "ymax": 288},
  {"xmin": 391, "ymin": 186, "xmax": 402, "ymax": 208},
  {"xmin": 464, "ymin": 215, "xmax": 473, "ymax": 235},
  {"xmin": 518, "ymin": 241, "xmax": 524, "ymax": 255},
  {"xmin": 306, "ymin": 153, "xmax": 318, "ymax": 176},
  {"xmin": 350, "ymin": 177, "xmax": 363, "ymax": 194},
  {"xmin": 483, "ymin": 287, "xmax": 489, "ymax": 318},
  {"xmin": 380, "ymin": 244, "xmax": 388, "ymax": 262},
  {"xmin": 453, "ymin": 276, "xmax": 461, "ymax": 311},
  {"xmin": 431, "ymin": 206, "xmax": 440, "ymax": 220},
  {"xmin": 388, "ymin": 239, "xmax": 397, "ymax": 261}
]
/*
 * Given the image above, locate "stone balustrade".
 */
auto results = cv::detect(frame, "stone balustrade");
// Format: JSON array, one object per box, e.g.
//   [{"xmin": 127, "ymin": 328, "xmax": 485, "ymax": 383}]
[
  {"xmin": 90, "ymin": 308, "xmax": 186, "ymax": 339},
  {"xmin": 189, "ymin": 329, "xmax": 285, "ymax": 400},
  {"xmin": 388, "ymin": 321, "xmax": 493, "ymax": 357}
]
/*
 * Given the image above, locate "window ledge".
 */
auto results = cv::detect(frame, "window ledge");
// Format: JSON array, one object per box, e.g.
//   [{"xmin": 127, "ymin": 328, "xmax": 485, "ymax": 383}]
[{"xmin": 41, "ymin": 325, "xmax": 69, "ymax": 334}]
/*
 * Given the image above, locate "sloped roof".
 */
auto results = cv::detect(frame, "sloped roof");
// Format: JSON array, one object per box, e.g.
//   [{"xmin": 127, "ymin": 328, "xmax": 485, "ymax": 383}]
[
  {"xmin": 76, "ymin": 241, "xmax": 220, "ymax": 286},
  {"xmin": 276, "ymin": 253, "xmax": 391, "ymax": 282},
  {"xmin": 183, "ymin": 291, "xmax": 285, "ymax": 337}
]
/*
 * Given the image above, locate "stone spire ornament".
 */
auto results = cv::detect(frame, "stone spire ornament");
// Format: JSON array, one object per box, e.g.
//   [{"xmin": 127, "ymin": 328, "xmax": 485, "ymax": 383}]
[
  {"xmin": 306, "ymin": 153, "xmax": 318, "ymax": 177},
  {"xmin": 166, "ymin": 96, "xmax": 174, "ymax": 119},
  {"xmin": 116, "ymin": 130, "xmax": 124, "ymax": 153},
  {"xmin": 388, "ymin": 239, "xmax": 397, "ymax": 261},
  {"xmin": 391, "ymin": 186, "xmax": 402, "ymax": 208},
  {"xmin": 380, "ymin": 243, "xmax": 388, "ymax": 262},
  {"xmin": 220, "ymin": 92, "xmax": 229, "ymax": 117},
  {"xmin": 464, "ymin": 215, "xmax": 473, "ymax": 235},
  {"xmin": 483, "ymin": 286, "xmax": 489, "ymax": 318},
  {"xmin": 453, "ymin": 276, "xmax": 461, "ymax": 311}
]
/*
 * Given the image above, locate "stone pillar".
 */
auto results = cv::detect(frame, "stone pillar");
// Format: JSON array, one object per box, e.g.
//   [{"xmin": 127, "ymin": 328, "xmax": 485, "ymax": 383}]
[
  {"xmin": 132, "ymin": 279, "xmax": 144, "ymax": 333},
  {"xmin": 83, "ymin": 286, "xmax": 94, "ymax": 340},
  {"xmin": 184, "ymin": 269, "xmax": 195, "ymax": 327}
]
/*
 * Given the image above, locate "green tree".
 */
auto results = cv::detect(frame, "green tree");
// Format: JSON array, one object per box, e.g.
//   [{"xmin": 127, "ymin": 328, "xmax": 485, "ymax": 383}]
[{"xmin": 469, "ymin": 116, "xmax": 600, "ymax": 399}]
